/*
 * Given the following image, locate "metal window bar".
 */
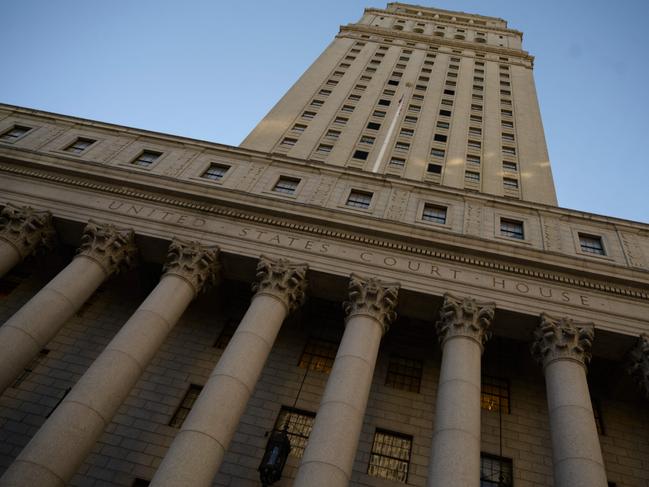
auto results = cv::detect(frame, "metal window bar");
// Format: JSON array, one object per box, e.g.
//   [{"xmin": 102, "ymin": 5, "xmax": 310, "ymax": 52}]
[
  {"xmin": 385, "ymin": 356, "xmax": 423, "ymax": 392},
  {"xmin": 298, "ymin": 338, "xmax": 338, "ymax": 373},
  {"xmin": 273, "ymin": 407, "xmax": 316, "ymax": 458},
  {"xmin": 368, "ymin": 430, "xmax": 412, "ymax": 483},
  {"xmin": 480, "ymin": 453, "xmax": 513, "ymax": 487}
]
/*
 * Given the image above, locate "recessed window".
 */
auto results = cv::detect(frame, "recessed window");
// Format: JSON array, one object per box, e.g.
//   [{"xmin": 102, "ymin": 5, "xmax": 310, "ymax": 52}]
[
  {"xmin": 395, "ymin": 141, "xmax": 410, "ymax": 151},
  {"xmin": 280, "ymin": 137, "xmax": 298, "ymax": 147},
  {"xmin": 213, "ymin": 320, "xmax": 237, "ymax": 348},
  {"xmin": 433, "ymin": 134, "xmax": 447, "ymax": 143},
  {"xmin": 439, "ymin": 109, "xmax": 452, "ymax": 117},
  {"xmin": 302, "ymin": 111, "xmax": 317, "ymax": 119},
  {"xmin": 325, "ymin": 129, "xmax": 341, "ymax": 139},
  {"xmin": 422, "ymin": 204, "xmax": 447, "ymax": 224},
  {"xmin": 404, "ymin": 116, "xmax": 418, "ymax": 124},
  {"xmin": 427, "ymin": 163, "xmax": 442, "ymax": 174},
  {"xmin": 431, "ymin": 148, "xmax": 445, "ymax": 158},
  {"xmin": 333, "ymin": 116, "xmax": 348, "ymax": 125},
  {"xmin": 292, "ymin": 123, "xmax": 307, "ymax": 132},
  {"xmin": 437, "ymin": 121, "xmax": 450, "ymax": 130},
  {"xmin": 500, "ymin": 218, "xmax": 524, "ymax": 239},
  {"xmin": 501, "ymin": 109, "xmax": 513, "ymax": 117},
  {"xmin": 360, "ymin": 136, "xmax": 375, "ymax": 145},
  {"xmin": 469, "ymin": 127, "xmax": 482, "ymax": 136},
  {"xmin": 333, "ymin": 70, "xmax": 344, "ymax": 77},
  {"xmin": 326, "ymin": 79, "xmax": 338, "ymax": 86},
  {"xmin": 468, "ymin": 140, "xmax": 481, "ymax": 149},
  {"xmin": 169, "ymin": 385, "xmax": 203, "ymax": 428},
  {"xmin": 355, "ymin": 84, "xmax": 367, "ymax": 91},
  {"xmin": 467, "ymin": 154, "xmax": 481, "ymax": 164},
  {"xmin": 273, "ymin": 176, "xmax": 301, "ymax": 194},
  {"xmin": 132, "ymin": 150, "xmax": 162, "ymax": 167},
  {"xmin": 316, "ymin": 143, "xmax": 333, "ymax": 154},
  {"xmin": 386, "ymin": 356, "xmax": 423, "ymax": 392},
  {"xmin": 348, "ymin": 94, "xmax": 361, "ymax": 102},
  {"xmin": 0, "ymin": 125, "xmax": 31, "ymax": 142},
  {"xmin": 443, "ymin": 89, "xmax": 455, "ymax": 96},
  {"xmin": 441, "ymin": 99, "xmax": 453, "ymax": 106},
  {"xmin": 502, "ymin": 120, "xmax": 514, "ymax": 128},
  {"xmin": 579, "ymin": 234, "xmax": 605, "ymax": 255},
  {"xmin": 387, "ymin": 79, "xmax": 399, "ymax": 86},
  {"xmin": 310, "ymin": 99, "xmax": 324, "ymax": 107},
  {"xmin": 353, "ymin": 149, "xmax": 370, "ymax": 160},
  {"xmin": 373, "ymin": 110, "xmax": 386, "ymax": 118},
  {"xmin": 503, "ymin": 161, "xmax": 518, "ymax": 171},
  {"xmin": 64, "ymin": 137, "xmax": 96, "ymax": 154},
  {"xmin": 201, "ymin": 163, "xmax": 230, "ymax": 181},
  {"xmin": 502, "ymin": 133, "xmax": 515, "ymax": 141},
  {"xmin": 465, "ymin": 171, "xmax": 480, "ymax": 182},
  {"xmin": 298, "ymin": 337, "xmax": 338, "ymax": 373},
  {"xmin": 412, "ymin": 94, "xmax": 424, "ymax": 101},
  {"xmin": 273, "ymin": 407, "xmax": 316, "ymax": 458},
  {"xmin": 341, "ymin": 105, "xmax": 355, "ymax": 113},
  {"xmin": 503, "ymin": 178, "xmax": 519, "ymax": 190},
  {"xmin": 346, "ymin": 190, "xmax": 373, "ymax": 209},
  {"xmin": 389, "ymin": 157, "xmax": 405, "ymax": 167},
  {"xmin": 378, "ymin": 99, "xmax": 391, "ymax": 106},
  {"xmin": 368, "ymin": 429, "xmax": 412, "ymax": 483},
  {"xmin": 502, "ymin": 146, "xmax": 516, "ymax": 155},
  {"xmin": 400, "ymin": 128, "xmax": 414, "ymax": 137},
  {"xmin": 471, "ymin": 115, "xmax": 483, "ymax": 123},
  {"xmin": 367, "ymin": 122, "xmax": 381, "ymax": 130},
  {"xmin": 471, "ymin": 104, "xmax": 483, "ymax": 112},
  {"xmin": 383, "ymin": 89, "xmax": 395, "ymax": 96},
  {"xmin": 481, "ymin": 376, "xmax": 510, "ymax": 413},
  {"xmin": 318, "ymin": 89, "xmax": 332, "ymax": 96},
  {"xmin": 481, "ymin": 454, "xmax": 513, "ymax": 487},
  {"xmin": 408, "ymin": 105, "xmax": 421, "ymax": 112}
]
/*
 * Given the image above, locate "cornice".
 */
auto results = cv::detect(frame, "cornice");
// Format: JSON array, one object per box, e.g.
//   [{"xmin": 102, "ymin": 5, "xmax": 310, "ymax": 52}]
[
  {"xmin": 386, "ymin": 2, "xmax": 508, "ymax": 25},
  {"xmin": 1, "ymin": 162, "xmax": 647, "ymax": 302},
  {"xmin": 339, "ymin": 25, "xmax": 533, "ymax": 63}
]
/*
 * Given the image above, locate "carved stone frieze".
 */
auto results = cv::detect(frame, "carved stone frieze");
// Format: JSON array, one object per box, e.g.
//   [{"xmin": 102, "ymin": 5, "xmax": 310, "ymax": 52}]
[
  {"xmin": 77, "ymin": 220, "xmax": 137, "ymax": 276},
  {"xmin": 162, "ymin": 238, "xmax": 220, "ymax": 295},
  {"xmin": 435, "ymin": 293, "xmax": 495, "ymax": 348},
  {"xmin": 626, "ymin": 334, "xmax": 649, "ymax": 399},
  {"xmin": 531, "ymin": 313, "xmax": 594, "ymax": 368},
  {"xmin": 343, "ymin": 274, "xmax": 399, "ymax": 333},
  {"xmin": 0, "ymin": 203, "xmax": 55, "ymax": 258},
  {"xmin": 252, "ymin": 255, "xmax": 308, "ymax": 313}
]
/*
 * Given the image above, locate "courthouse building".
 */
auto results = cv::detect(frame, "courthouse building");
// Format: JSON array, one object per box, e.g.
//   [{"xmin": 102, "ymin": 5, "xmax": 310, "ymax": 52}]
[{"xmin": 1, "ymin": 3, "xmax": 648, "ymax": 487}]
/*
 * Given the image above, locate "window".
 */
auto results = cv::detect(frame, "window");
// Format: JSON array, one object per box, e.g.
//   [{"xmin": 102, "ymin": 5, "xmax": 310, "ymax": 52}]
[
  {"xmin": 503, "ymin": 161, "xmax": 517, "ymax": 171},
  {"xmin": 468, "ymin": 140, "xmax": 481, "ymax": 149},
  {"xmin": 214, "ymin": 320, "xmax": 237, "ymax": 348},
  {"xmin": 467, "ymin": 154, "xmax": 481, "ymax": 164},
  {"xmin": 353, "ymin": 149, "xmax": 369, "ymax": 160},
  {"xmin": 280, "ymin": 137, "xmax": 298, "ymax": 147},
  {"xmin": 325, "ymin": 129, "xmax": 341, "ymax": 140},
  {"xmin": 500, "ymin": 218, "xmax": 524, "ymax": 239},
  {"xmin": 437, "ymin": 121, "xmax": 450, "ymax": 129},
  {"xmin": 302, "ymin": 111, "xmax": 317, "ymax": 119},
  {"xmin": 502, "ymin": 133, "xmax": 515, "ymax": 141},
  {"xmin": 389, "ymin": 157, "xmax": 405, "ymax": 168},
  {"xmin": 360, "ymin": 136, "xmax": 375, "ymax": 145},
  {"xmin": 383, "ymin": 89, "xmax": 395, "ymax": 96},
  {"xmin": 372, "ymin": 110, "xmax": 386, "ymax": 118},
  {"xmin": 502, "ymin": 120, "xmax": 514, "ymax": 129},
  {"xmin": 579, "ymin": 234, "xmax": 605, "ymax": 255},
  {"xmin": 400, "ymin": 128, "xmax": 414, "ymax": 137},
  {"xmin": 480, "ymin": 454, "xmax": 513, "ymax": 487},
  {"xmin": 502, "ymin": 146, "xmax": 516, "ymax": 155},
  {"xmin": 341, "ymin": 105, "xmax": 355, "ymax": 113},
  {"xmin": 65, "ymin": 137, "xmax": 95, "ymax": 154},
  {"xmin": 469, "ymin": 127, "xmax": 482, "ymax": 136},
  {"xmin": 202, "ymin": 163, "xmax": 230, "ymax": 181},
  {"xmin": 465, "ymin": 171, "xmax": 480, "ymax": 182},
  {"xmin": 501, "ymin": 109, "xmax": 513, "ymax": 117},
  {"xmin": 431, "ymin": 148, "xmax": 445, "ymax": 158},
  {"xmin": 292, "ymin": 123, "xmax": 307, "ymax": 132},
  {"xmin": 354, "ymin": 84, "xmax": 367, "ymax": 91},
  {"xmin": 471, "ymin": 115, "xmax": 483, "ymax": 123},
  {"xmin": 368, "ymin": 430, "xmax": 412, "ymax": 483},
  {"xmin": 434, "ymin": 134, "xmax": 448, "ymax": 143},
  {"xmin": 443, "ymin": 89, "xmax": 455, "ymax": 96},
  {"xmin": 298, "ymin": 337, "xmax": 338, "ymax": 372},
  {"xmin": 408, "ymin": 105, "xmax": 421, "ymax": 112},
  {"xmin": 346, "ymin": 190, "xmax": 373, "ymax": 209},
  {"xmin": 132, "ymin": 150, "xmax": 162, "ymax": 167},
  {"xmin": 333, "ymin": 116, "xmax": 348, "ymax": 125},
  {"xmin": 132, "ymin": 479, "xmax": 150, "ymax": 487},
  {"xmin": 273, "ymin": 407, "xmax": 316, "ymax": 458},
  {"xmin": 318, "ymin": 89, "xmax": 332, "ymax": 96},
  {"xmin": 427, "ymin": 163, "xmax": 442, "ymax": 174},
  {"xmin": 0, "ymin": 125, "xmax": 31, "ymax": 142},
  {"xmin": 471, "ymin": 104, "xmax": 483, "ymax": 112},
  {"xmin": 348, "ymin": 95, "xmax": 361, "ymax": 103},
  {"xmin": 441, "ymin": 99, "xmax": 453, "ymax": 106},
  {"xmin": 395, "ymin": 142, "xmax": 410, "ymax": 151},
  {"xmin": 169, "ymin": 385, "xmax": 203, "ymax": 428},
  {"xmin": 367, "ymin": 122, "xmax": 381, "ymax": 130},
  {"xmin": 274, "ymin": 176, "xmax": 300, "ymax": 194},
  {"xmin": 12, "ymin": 349, "xmax": 49, "ymax": 388},
  {"xmin": 387, "ymin": 79, "xmax": 399, "ymax": 86},
  {"xmin": 378, "ymin": 99, "xmax": 391, "ymax": 106},
  {"xmin": 386, "ymin": 356, "xmax": 423, "ymax": 392},
  {"xmin": 503, "ymin": 178, "xmax": 519, "ymax": 190},
  {"xmin": 316, "ymin": 144, "xmax": 333, "ymax": 154},
  {"xmin": 404, "ymin": 116, "xmax": 418, "ymax": 124},
  {"xmin": 310, "ymin": 99, "xmax": 324, "ymax": 107},
  {"xmin": 333, "ymin": 70, "xmax": 344, "ymax": 77},
  {"xmin": 439, "ymin": 109, "xmax": 452, "ymax": 117},
  {"xmin": 422, "ymin": 204, "xmax": 447, "ymax": 224},
  {"xmin": 326, "ymin": 79, "xmax": 338, "ymax": 86},
  {"xmin": 481, "ymin": 376, "xmax": 510, "ymax": 413}
]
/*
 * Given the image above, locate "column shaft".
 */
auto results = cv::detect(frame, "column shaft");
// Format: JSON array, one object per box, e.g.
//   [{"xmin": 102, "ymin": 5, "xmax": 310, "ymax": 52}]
[
  {"xmin": 150, "ymin": 293, "xmax": 288, "ymax": 487},
  {"xmin": 0, "ymin": 274, "xmax": 195, "ymax": 487},
  {"xmin": 293, "ymin": 314, "xmax": 384, "ymax": 487},
  {"xmin": 544, "ymin": 360, "xmax": 607, "ymax": 487},
  {"xmin": 0, "ymin": 239, "xmax": 22, "ymax": 278},
  {"xmin": 0, "ymin": 256, "xmax": 106, "ymax": 394},
  {"xmin": 427, "ymin": 336, "xmax": 482, "ymax": 487}
]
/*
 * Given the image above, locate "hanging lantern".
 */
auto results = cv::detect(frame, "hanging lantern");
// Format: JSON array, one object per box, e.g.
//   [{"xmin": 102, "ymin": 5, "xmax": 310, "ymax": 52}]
[{"xmin": 258, "ymin": 428, "xmax": 292, "ymax": 486}]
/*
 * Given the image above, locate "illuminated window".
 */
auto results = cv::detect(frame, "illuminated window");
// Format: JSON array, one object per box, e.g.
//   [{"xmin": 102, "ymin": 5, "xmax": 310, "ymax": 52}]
[
  {"xmin": 273, "ymin": 407, "xmax": 316, "ymax": 458},
  {"xmin": 368, "ymin": 429, "xmax": 412, "ymax": 483},
  {"xmin": 169, "ymin": 385, "xmax": 203, "ymax": 428},
  {"xmin": 298, "ymin": 337, "xmax": 338, "ymax": 373},
  {"xmin": 480, "ymin": 454, "xmax": 513, "ymax": 487},
  {"xmin": 481, "ymin": 376, "xmax": 510, "ymax": 413}
]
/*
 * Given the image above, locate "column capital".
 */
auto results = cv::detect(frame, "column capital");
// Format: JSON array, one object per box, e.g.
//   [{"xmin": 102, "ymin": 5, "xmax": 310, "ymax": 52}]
[
  {"xmin": 627, "ymin": 333, "xmax": 649, "ymax": 399},
  {"xmin": 343, "ymin": 274, "xmax": 399, "ymax": 333},
  {"xmin": 252, "ymin": 255, "xmax": 308, "ymax": 313},
  {"xmin": 0, "ymin": 203, "xmax": 56, "ymax": 258},
  {"xmin": 435, "ymin": 293, "xmax": 495, "ymax": 349},
  {"xmin": 77, "ymin": 220, "xmax": 137, "ymax": 276},
  {"xmin": 531, "ymin": 313, "xmax": 594, "ymax": 369},
  {"xmin": 163, "ymin": 238, "xmax": 220, "ymax": 295}
]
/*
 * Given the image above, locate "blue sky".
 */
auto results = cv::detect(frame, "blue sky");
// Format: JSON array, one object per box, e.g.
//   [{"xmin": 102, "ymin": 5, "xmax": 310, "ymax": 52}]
[{"xmin": 2, "ymin": 1, "xmax": 648, "ymax": 223}]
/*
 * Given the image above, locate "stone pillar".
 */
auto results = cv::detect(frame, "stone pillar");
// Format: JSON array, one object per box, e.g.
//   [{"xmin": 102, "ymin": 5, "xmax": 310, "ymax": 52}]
[
  {"xmin": 0, "ymin": 239, "xmax": 220, "ymax": 487},
  {"xmin": 0, "ymin": 203, "xmax": 55, "ymax": 277},
  {"xmin": 626, "ymin": 333, "xmax": 649, "ymax": 399},
  {"xmin": 150, "ymin": 256, "xmax": 307, "ymax": 487},
  {"xmin": 427, "ymin": 294, "xmax": 495, "ymax": 487},
  {"xmin": 531, "ymin": 313, "xmax": 607, "ymax": 487},
  {"xmin": 0, "ymin": 220, "xmax": 135, "ymax": 396},
  {"xmin": 293, "ymin": 274, "xmax": 399, "ymax": 487}
]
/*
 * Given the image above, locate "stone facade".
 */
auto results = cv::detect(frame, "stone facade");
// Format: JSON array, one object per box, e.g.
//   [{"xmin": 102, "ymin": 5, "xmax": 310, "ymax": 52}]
[{"xmin": 0, "ymin": 3, "xmax": 648, "ymax": 487}]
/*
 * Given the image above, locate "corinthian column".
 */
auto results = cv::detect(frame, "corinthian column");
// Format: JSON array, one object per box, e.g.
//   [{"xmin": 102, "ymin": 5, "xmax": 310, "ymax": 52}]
[
  {"xmin": 293, "ymin": 274, "xmax": 399, "ymax": 487},
  {"xmin": 0, "ymin": 220, "xmax": 135, "ymax": 395},
  {"xmin": 150, "ymin": 256, "xmax": 308, "ymax": 487},
  {"xmin": 0, "ymin": 239, "xmax": 219, "ymax": 487},
  {"xmin": 531, "ymin": 314, "xmax": 607, "ymax": 487},
  {"xmin": 0, "ymin": 204, "xmax": 55, "ymax": 277},
  {"xmin": 427, "ymin": 294, "xmax": 495, "ymax": 487},
  {"xmin": 627, "ymin": 333, "xmax": 649, "ymax": 399}
]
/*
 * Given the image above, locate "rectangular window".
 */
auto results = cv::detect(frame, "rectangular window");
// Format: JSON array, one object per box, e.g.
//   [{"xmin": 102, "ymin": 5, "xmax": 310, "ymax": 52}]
[
  {"xmin": 326, "ymin": 79, "xmax": 338, "ymax": 86},
  {"xmin": 292, "ymin": 123, "xmax": 307, "ymax": 132},
  {"xmin": 360, "ymin": 136, "xmax": 375, "ymax": 145},
  {"xmin": 434, "ymin": 134, "xmax": 447, "ymax": 143},
  {"xmin": 503, "ymin": 178, "xmax": 519, "ymax": 190},
  {"xmin": 431, "ymin": 148, "xmax": 445, "ymax": 158},
  {"xmin": 387, "ymin": 79, "xmax": 399, "ymax": 86},
  {"xmin": 367, "ymin": 122, "xmax": 381, "ymax": 130},
  {"xmin": 353, "ymin": 149, "xmax": 369, "ymax": 160},
  {"xmin": 400, "ymin": 128, "xmax": 414, "ymax": 137},
  {"xmin": 502, "ymin": 133, "xmax": 515, "ymax": 141},
  {"xmin": 469, "ymin": 127, "xmax": 482, "ymax": 136},
  {"xmin": 302, "ymin": 111, "xmax": 317, "ymax": 119},
  {"xmin": 273, "ymin": 176, "xmax": 300, "ymax": 194},
  {"xmin": 441, "ymin": 99, "xmax": 453, "ymax": 106},
  {"xmin": 427, "ymin": 163, "xmax": 442, "ymax": 174},
  {"xmin": 579, "ymin": 234, "xmax": 605, "ymax": 255},
  {"xmin": 422, "ymin": 204, "xmax": 447, "ymax": 225},
  {"xmin": 500, "ymin": 218, "xmax": 524, "ymax": 239},
  {"xmin": 325, "ymin": 129, "xmax": 341, "ymax": 139},
  {"xmin": 501, "ymin": 109, "xmax": 513, "ymax": 117},
  {"xmin": 318, "ymin": 89, "xmax": 332, "ymax": 96},
  {"xmin": 395, "ymin": 142, "xmax": 410, "ymax": 151},
  {"xmin": 471, "ymin": 104, "xmax": 483, "ymax": 112},
  {"xmin": 346, "ymin": 189, "xmax": 373, "ymax": 209},
  {"xmin": 372, "ymin": 110, "xmax": 386, "ymax": 118},
  {"xmin": 467, "ymin": 154, "xmax": 481, "ymax": 164},
  {"xmin": 502, "ymin": 120, "xmax": 514, "ymax": 128},
  {"xmin": 386, "ymin": 356, "xmax": 423, "ymax": 392},
  {"xmin": 481, "ymin": 376, "xmax": 510, "ymax": 413},
  {"xmin": 298, "ymin": 337, "xmax": 338, "ymax": 372},
  {"xmin": 503, "ymin": 161, "xmax": 517, "ymax": 171},
  {"xmin": 443, "ymin": 89, "xmax": 455, "ymax": 96},
  {"xmin": 368, "ymin": 430, "xmax": 412, "ymax": 483},
  {"xmin": 201, "ymin": 163, "xmax": 230, "ymax": 181},
  {"xmin": 502, "ymin": 146, "xmax": 516, "ymax": 155},
  {"xmin": 408, "ymin": 105, "xmax": 421, "ymax": 112},
  {"xmin": 471, "ymin": 115, "xmax": 483, "ymax": 123},
  {"xmin": 377, "ymin": 99, "xmax": 391, "ymax": 106},
  {"xmin": 437, "ymin": 121, "xmax": 450, "ymax": 129},
  {"xmin": 0, "ymin": 125, "xmax": 31, "ymax": 141},
  {"xmin": 439, "ymin": 109, "xmax": 452, "ymax": 117},
  {"xmin": 310, "ymin": 99, "xmax": 324, "ymax": 107},
  {"xmin": 316, "ymin": 143, "xmax": 333, "ymax": 154},
  {"xmin": 273, "ymin": 407, "xmax": 316, "ymax": 458},
  {"xmin": 280, "ymin": 137, "xmax": 298, "ymax": 147},
  {"xmin": 65, "ymin": 137, "xmax": 95, "ymax": 154},
  {"xmin": 480, "ymin": 454, "xmax": 513, "ymax": 487},
  {"xmin": 354, "ymin": 84, "xmax": 367, "ymax": 91},
  {"xmin": 389, "ymin": 157, "xmax": 405, "ymax": 167},
  {"xmin": 169, "ymin": 385, "xmax": 203, "ymax": 428},
  {"xmin": 465, "ymin": 171, "xmax": 480, "ymax": 182},
  {"xmin": 333, "ymin": 116, "xmax": 348, "ymax": 125},
  {"xmin": 341, "ymin": 105, "xmax": 355, "ymax": 113},
  {"xmin": 468, "ymin": 140, "xmax": 481, "ymax": 149},
  {"xmin": 348, "ymin": 94, "xmax": 361, "ymax": 102},
  {"xmin": 404, "ymin": 116, "xmax": 418, "ymax": 124},
  {"xmin": 132, "ymin": 150, "xmax": 162, "ymax": 167}
]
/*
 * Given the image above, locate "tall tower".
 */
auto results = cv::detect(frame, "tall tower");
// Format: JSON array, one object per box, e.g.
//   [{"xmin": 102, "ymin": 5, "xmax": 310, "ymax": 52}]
[{"xmin": 241, "ymin": 2, "xmax": 557, "ymax": 205}]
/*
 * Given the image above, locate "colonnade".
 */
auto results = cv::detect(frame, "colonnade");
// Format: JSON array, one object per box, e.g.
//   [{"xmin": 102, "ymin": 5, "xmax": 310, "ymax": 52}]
[{"xmin": 0, "ymin": 204, "xmax": 648, "ymax": 487}]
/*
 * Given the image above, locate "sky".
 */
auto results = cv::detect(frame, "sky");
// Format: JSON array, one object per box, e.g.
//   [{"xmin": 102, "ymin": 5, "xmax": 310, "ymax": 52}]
[{"xmin": 1, "ymin": 0, "xmax": 648, "ymax": 223}]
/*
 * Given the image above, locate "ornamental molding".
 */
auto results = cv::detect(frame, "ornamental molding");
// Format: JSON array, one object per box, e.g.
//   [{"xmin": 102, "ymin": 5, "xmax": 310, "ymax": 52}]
[
  {"xmin": 0, "ymin": 203, "xmax": 55, "ymax": 258},
  {"xmin": 435, "ymin": 293, "xmax": 495, "ymax": 349},
  {"xmin": 77, "ymin": 220, "xmax": 137, "ymax": 276},
  {"xmin": 0, "ymin": 162, "xmax": 647, "ymax": 301},
  {"xmin": 343, "ymin": 274, "xmax": 399, "ymax": 333},
  {"xmin": 162, "ymin": 238, "xmax": 220, "ymax": 296},
  {"xmin": 626, "ymin": 334, "xmax": 649, "ymax": 399},
  {"xmin": 252, "ymin": 255, "xmax": 308, "ymax": 313},
  {"xmin": 531, "ymin": 313, "xmax": 594, "ymax": 369}
]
